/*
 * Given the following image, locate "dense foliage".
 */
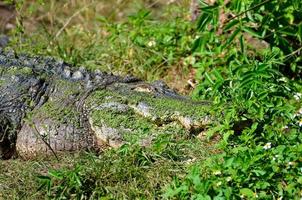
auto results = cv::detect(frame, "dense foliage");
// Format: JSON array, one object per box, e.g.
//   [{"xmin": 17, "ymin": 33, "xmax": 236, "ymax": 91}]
[
  {"xmin": 165, "ymin": 0, "xmax": 302, "ymax": 199},
  {"xmin": 1, "ymin": 0, "xmax": 301, "ymax": 199}
]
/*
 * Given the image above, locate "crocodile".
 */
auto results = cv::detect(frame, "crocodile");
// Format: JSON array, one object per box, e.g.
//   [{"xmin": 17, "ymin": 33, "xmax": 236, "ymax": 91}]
[{"xmin": 0, "ymin": 48, "xmax": 212, "ymax": 159}]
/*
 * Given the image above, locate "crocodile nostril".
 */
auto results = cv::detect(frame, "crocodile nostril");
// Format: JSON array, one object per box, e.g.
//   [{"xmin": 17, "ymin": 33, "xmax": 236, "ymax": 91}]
[{"xmin": 0, "ymin": 115, "xmax": 16, "ymax": 159}]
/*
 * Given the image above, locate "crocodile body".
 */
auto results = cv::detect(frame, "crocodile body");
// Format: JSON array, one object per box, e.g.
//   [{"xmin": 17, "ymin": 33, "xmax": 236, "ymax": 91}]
[{"xmin": 0, "ymin": 48, "xmax": 212, "ymax": 159}]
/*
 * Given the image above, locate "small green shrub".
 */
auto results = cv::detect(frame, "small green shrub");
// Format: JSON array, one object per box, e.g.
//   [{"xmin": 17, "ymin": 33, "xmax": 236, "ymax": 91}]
[{"xmin": 164, "ymin": 0, "xmax": 302, "ymax": 199}]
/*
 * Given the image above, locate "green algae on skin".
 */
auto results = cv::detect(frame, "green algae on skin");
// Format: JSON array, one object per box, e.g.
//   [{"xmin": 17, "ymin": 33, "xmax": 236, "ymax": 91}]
[
  {"xmin": 4, "ymin": 66, "xmax": 34, "ymax": 76},
  {"xmin": 88, "ymin": 88, "xmax": 210, "ymax": 116},
  {"xmin": 86, "ymin": 86, "xmax": 211, "ymax": 144},
  {"xmin": 87, "ymin": 87, "xmax": 212, "ymax": 124},
  {"xmin": 28, "ymin": 79, "xmax": 84, "ymax": 127},
  {"xmin": 30, "ymin": 100, "xmax": 81, "ymax": 127},
  {"xmin": 86, "ymin": 89, "xmax": 192, "ymax": 144}
]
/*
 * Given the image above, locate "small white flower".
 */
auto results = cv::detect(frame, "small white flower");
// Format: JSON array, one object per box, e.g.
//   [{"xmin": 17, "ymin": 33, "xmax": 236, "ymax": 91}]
[
  {"xmin": 263, "ymin": 142, "xmax": 272, "ymax": 150},
  {"xmin": 294, "ymin": 93, "xmax": 302, "ymax": 100},
  {"xmin": 299, "ymin": 119, "xmax": 302, "ymax": 127},
  {"xmin": 282, "ymin": 125, "xmax": 289, "ymax": 129},
  {"xmin": 278, "ymin": 77, "xmax": 287, "ymax": 82},
  {"xmin": 216, "ymin": 181, "xmax": 222, "ymax": 187},
  {"xmin": 213, "ymin": 171, "xmax": 222, "ymax": 175},
  {"xmin": 167, "ymin": 0, "xmax": 176, "ymax": 4},
  {"xmin": 147, "ymin": 40, "xmax": 156, "ymax": 47},
  {"xmin": 288, "ymin": 161, "xmax": 295, "ymax": 166},
  {"xmin": 184, "ymin": 158, "xmax": 196, "ymax": 164},
  {"xmin": 226, "ymin": 177, "xmax": 232, "ymax": 182},
  {"xmin": 273, "ymin": 155, "xmax": 279, "ymax": 161},
  {"xmin": 206, "ymin": 87, "xmax": 212, "ymax": 92}
]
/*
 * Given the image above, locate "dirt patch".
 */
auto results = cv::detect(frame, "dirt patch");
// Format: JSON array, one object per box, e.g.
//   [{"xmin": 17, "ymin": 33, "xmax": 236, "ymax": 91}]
[
  {"xmin": 164, "ymin": 64, "xmax": 197, "ymax": 95},
  {"xmin": 0, "ymin": 2, "xmax": 16, "ymax": 33}
]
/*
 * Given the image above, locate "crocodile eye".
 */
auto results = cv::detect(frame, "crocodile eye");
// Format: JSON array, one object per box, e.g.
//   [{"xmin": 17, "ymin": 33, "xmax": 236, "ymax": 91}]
[{"xmin": 0, "ymin": 115, "xmax": 16, "ymax": 159}]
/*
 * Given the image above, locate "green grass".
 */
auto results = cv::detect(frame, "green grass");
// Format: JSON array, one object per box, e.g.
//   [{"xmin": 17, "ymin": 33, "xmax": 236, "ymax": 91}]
[
  {"xmin": 9, "ymin": 0, "xmax": 194, "ymax": 87},
  {"xmin": 1, "ymin": 0, "xmax": 302, "ymax": 199},
  {"xmin": 0, "ymin": 153, "xmax": 79, "ymax": 199},
  {"xmin": 0, "ymin": 132, "xmax": 215, "ymax": 199},
  {"xmin": 1, "ymin": 2, "xmax": 208, "ymax": 198}
]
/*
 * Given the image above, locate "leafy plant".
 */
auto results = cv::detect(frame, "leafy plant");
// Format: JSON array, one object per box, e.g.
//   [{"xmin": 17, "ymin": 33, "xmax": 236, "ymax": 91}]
[
  {"xmin": 164, "ymin": 0, "xmax": 302, "ymax": 199},
  {"xmin": 1, "ymin": 0, "xmax": 301, "ymax": 199}
]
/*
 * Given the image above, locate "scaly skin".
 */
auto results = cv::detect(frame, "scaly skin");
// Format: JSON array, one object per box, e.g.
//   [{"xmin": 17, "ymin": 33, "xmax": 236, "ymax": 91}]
[{"xmin": 0, "ymin": 48, "xmax": 212, "ymax": 159}]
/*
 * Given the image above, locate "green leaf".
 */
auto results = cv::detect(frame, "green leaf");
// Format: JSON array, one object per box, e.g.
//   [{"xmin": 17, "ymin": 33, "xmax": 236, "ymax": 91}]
[
  {"xmin": 225, "ymin": 157, "xmax": 235, "ymax": 168},
  {"xmin": 240, "ymin": 35, "xmax": 245, "ymax": 54},
  {"xmin": 297, "ymin": 23, "xmax": 302, "ymax": 42},
  {"xmin": 256, "ymin": 181, "xmax": 271, "ymax": 189},
  {"xmin": 197, "ymin": 13, "xmax": 212, "ymax": 31},
  {"xmin": 242, "ymin": 27, "xmax": 262, "ymax": 38},
  {"xmin": 213, "ymin": 69, "xmax": 224, "ymax": 81},
  {"xmin": 48, "ymin": 170, "xmax": 63, "ymax": 179},
  {"xmin": 224, "ymin": 19, "xmax": 240, "ymax": 32},
  {"xmin": 222, "ymin": 28, "xmax": 241, "ymax": 49},
  {"xmin": 258, "ymin": 91, "xmax": 268, "ymax": 100},
  {"xmin": 193, "ymin": 194, "xmax": 211, "ymax": 200},
  {"xmin": 37, "ymin": 175, "xmax": 51, "ymax": 181},
  {"xmin": 205, "ymin": 72, "xmax": 215, "ymax": 85},
  {"xmin": 278, "ymin": 27, "xmax": 297, "ymax": 37},
  {"xmin": 240, "ymin": 188, "xmax": 254, "ymax": 198},
  {"xmin": 192, "ymin": 37, "xmax": 202, "ymax": 52},
  {"xmin": 252, "ymin": 169, "xmax": 266, "ymax": 176},
  {"xmin": 234, "ymin": 0, "xmax": 242, "ymax": 12}
]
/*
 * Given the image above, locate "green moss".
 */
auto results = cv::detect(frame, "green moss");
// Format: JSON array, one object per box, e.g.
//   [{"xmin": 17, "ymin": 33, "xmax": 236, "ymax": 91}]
[
  {"xmin": 90, "ymin": 108, "xmax": 155, "ymax": 143},
  {"xmin": 3, "ymin": 66, "xmax": 33, "ymax": 76},
  {"xmin": 55, "ymin": 79, "xmax": 83, "ymax": 97},
  {"xmin": 140, "ymin": 95, "xmax": 208, "ymax": 120},
  {"xmin": 30, "ymin": 100, "xmax": 80, "ymax": 127},
  {"xmin": 91, "ymin": 109, "xmax": 153, "ymax": 130},
  {"xmin": 86, "ymin": 88, "xmax": 209, "ymax": 144},
  {"xmin": 86, "ymin": 90, "xmax": 127, "ymax": 106},
  {"xmin": 87, "ymin": 90, "xmax": 188, "ymax": 143},
  {"xmin": 28, "ymin": 79, "xmax": 83, "ymax": 126},
  {"xmin": 87, "ymin": 88, "xmax": 211, "ymax": 122},
  {"xmin": 87, "ymin": 90, "xmax": 156, "ymax": 142}
]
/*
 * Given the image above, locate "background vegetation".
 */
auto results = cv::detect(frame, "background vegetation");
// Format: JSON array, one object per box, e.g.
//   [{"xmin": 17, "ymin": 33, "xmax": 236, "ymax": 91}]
[{"xmin": 0, "ymin": 0, "xmax": 301, "ymax": 199}]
